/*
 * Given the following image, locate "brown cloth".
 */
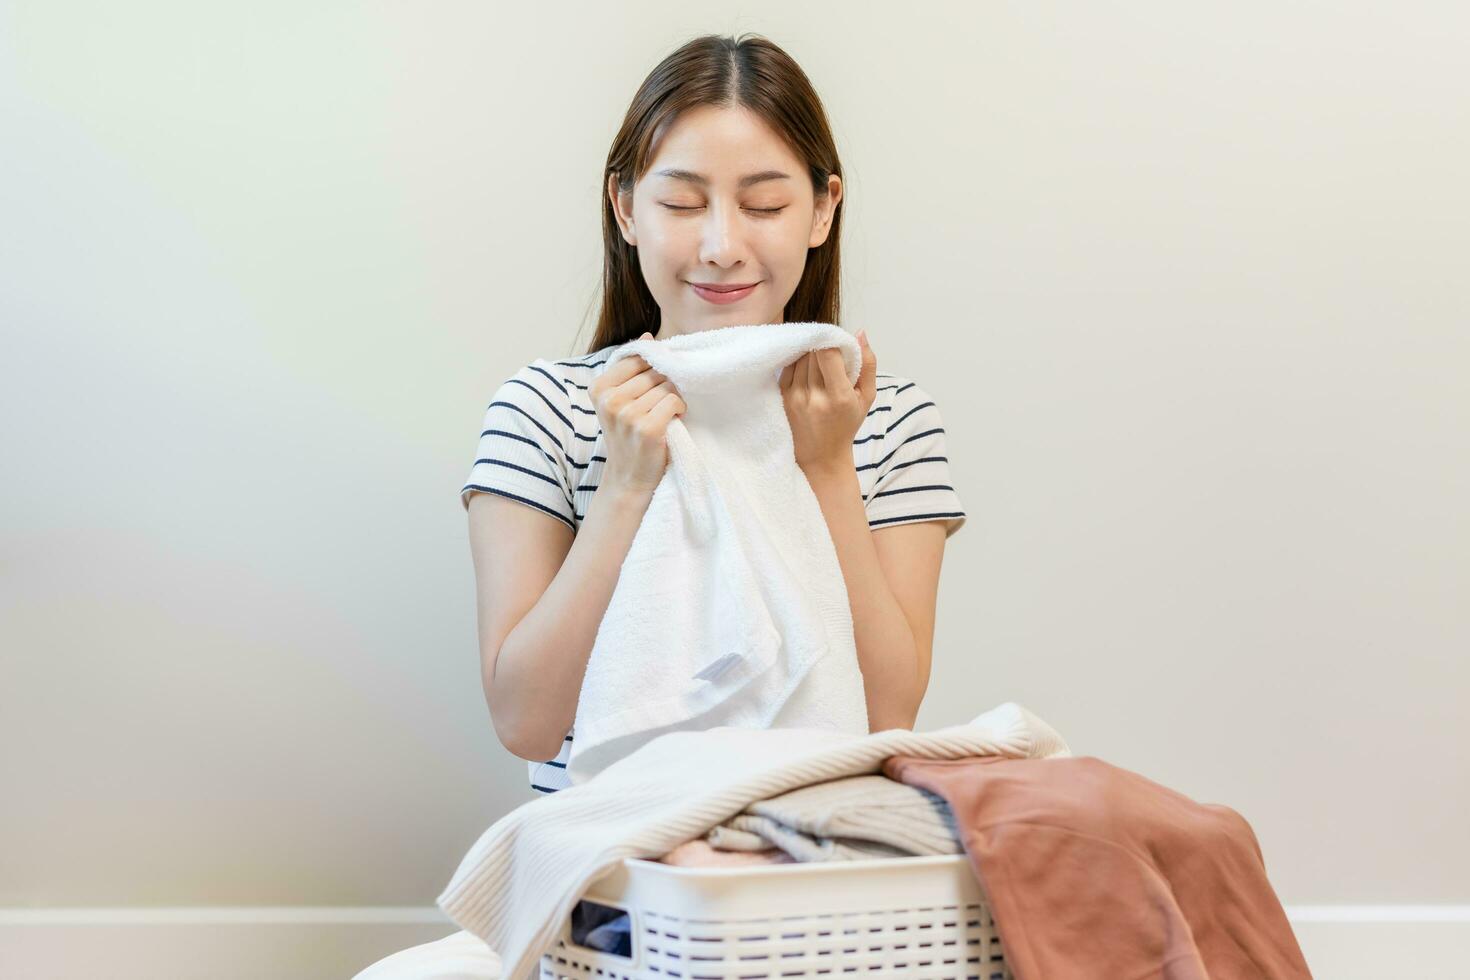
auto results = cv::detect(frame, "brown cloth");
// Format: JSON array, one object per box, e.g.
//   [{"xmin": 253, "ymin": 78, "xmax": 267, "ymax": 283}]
[{"xmin": 882, "ymin": 754, "xmax": 1313, "ymax": 980}]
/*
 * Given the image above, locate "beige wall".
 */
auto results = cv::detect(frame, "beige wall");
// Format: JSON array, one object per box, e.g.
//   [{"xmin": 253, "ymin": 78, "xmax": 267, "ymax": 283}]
[{"xmin": 2, "ymin": 0, "xmax": 1465, "ymax": 946}]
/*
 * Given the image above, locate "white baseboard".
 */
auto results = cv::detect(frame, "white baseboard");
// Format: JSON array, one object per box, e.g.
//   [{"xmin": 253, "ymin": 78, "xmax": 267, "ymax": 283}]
[
  {"xmin": 1280, "ymin": 908, "xmax": 1470, "ymax": 980},
  {"xmin": 0, "ymin": 908, "xmax": 459, "ymax": 980},
  {"xmin": 2, "ymin": 907, "xmax": 1467, "ymax": 980}
]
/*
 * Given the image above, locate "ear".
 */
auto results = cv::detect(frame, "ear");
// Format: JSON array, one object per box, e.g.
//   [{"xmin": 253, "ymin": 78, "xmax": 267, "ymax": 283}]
[
  {"xmin": 808, "ymin": 173, "xmax": 843, "ymax": 249},
  {"xmin": 608, "ymin": 171, "xmax": 636, "ymax": 246}
]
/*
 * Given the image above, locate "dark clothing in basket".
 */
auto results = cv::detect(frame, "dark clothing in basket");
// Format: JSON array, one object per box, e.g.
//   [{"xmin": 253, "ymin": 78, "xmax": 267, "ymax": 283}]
[{"xmin": 882, "ymin": 754, "xmax": 1313, "ymax": 980}]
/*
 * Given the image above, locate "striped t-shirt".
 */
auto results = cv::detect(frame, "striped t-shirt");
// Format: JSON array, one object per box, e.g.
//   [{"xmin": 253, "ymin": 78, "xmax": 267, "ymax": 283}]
[{"xmin": 461, "ymin": 341, "xmax": 968, "ymax": 794}]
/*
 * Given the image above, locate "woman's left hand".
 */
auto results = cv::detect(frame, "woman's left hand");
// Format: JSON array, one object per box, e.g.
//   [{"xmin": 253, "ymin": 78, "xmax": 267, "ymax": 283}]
[{"xmin": 780, "ymin": 329, "xmax": 878, "ymax": 473}]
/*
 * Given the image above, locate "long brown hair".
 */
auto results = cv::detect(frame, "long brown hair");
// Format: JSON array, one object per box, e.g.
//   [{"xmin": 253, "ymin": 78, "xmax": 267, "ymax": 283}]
[{"xmin": 579, "ymin": 33, "xmax": 845, "ymax": 356}]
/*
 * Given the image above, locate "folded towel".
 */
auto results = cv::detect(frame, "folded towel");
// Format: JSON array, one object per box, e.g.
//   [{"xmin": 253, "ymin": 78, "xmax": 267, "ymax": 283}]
[
  {"xmin": 436, "ymin": 700, "xmax": 1071, "ymax": 980},
  {"xmin": 702, "ymin": 772, "xmax": 963, "ymax": 862},
  {"xmin": 659, "ymin": 838, "xmax": 796, "ymax": 867},
  {"xmin": 566, "ymin": 321, "xmax": 870, "ymax": 783}
]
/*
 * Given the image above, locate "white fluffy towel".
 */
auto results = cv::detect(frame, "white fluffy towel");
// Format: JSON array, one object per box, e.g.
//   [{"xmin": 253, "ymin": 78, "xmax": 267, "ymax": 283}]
[{"xmin": 566, "ymin": 321, "xmax": 870, "ymax": 784}]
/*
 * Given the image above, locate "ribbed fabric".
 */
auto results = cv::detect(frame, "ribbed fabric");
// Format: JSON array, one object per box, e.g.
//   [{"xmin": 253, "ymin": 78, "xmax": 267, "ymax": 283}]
[
  {"xmin": 703, "ymin": 772, "xmax": 963, "ymax": 861},
  {"xmin": 435, "ymin": 701, "xmax": 1070, "ymax": 980}
]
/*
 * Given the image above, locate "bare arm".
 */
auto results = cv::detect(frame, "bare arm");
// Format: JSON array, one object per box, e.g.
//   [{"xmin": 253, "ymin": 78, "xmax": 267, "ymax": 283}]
[
  {"xmin": 780, "ymin": 336, "xmax": 952, "ymax": 731},
  {"xmin": 804, "ymin": 461, "xmax": 948, "ymax": 731},
  {"xmin": 469, "ymin": 485, "xmax": 653, "ymax": 761},
  {"xmin": 470, "ymin": 337, "xmax": 685, "ymax": 762}
]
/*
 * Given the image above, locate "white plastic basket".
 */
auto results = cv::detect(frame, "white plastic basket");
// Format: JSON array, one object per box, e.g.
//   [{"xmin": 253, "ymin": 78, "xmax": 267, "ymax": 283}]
[{"xmin": 538, "ymin": 852, "xmax": 1012, "ymax": 980}]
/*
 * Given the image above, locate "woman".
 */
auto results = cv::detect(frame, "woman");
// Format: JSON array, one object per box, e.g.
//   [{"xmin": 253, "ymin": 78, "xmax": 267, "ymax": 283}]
[{"xmin": 356, "ymin": 31, "xmax": 966, "ymax": 979}]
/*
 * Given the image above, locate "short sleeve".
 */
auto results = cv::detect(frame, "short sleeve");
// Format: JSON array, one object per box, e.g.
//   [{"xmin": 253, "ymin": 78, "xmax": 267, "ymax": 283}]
[
  {"xmin": 527, "ymin": 729, "xmax": 574, "ymax": 794},
  {"xmin": 865, "ymin": 377, "xmax": 968, "ymax": 538},
  {"xmin": 460, "ymin": 359, "xmax": 578, "ymax": 531}
]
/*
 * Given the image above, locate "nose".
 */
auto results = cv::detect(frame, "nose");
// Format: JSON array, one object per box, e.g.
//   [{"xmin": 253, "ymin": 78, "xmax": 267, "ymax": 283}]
[{"xmin": 697, "ymin": 199, "xmax": 750, "ymax": 269}]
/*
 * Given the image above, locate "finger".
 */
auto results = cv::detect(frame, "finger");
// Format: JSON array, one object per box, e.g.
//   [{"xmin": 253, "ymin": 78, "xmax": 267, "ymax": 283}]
[
  {"xmin": 631, "ymin": 378, "xmax": 676, "ymax": 414},
  {"xmin": 779, "ymin": 361, "xmax": 794, "ymax": 391},
  {"xmin": 627, "ymin": 365, "xmax": 673, "ymax": 398},
  {"xmin": 805, "ymin": 349, "xmax": 819, "ymax": 390},
  {"xmin": 603, "ymin": 332, "xmax": 659, "ymax": 387},
  {"xmin": 648, "ymin": 388, "xmax": 686, "ymax": 424},
  {"xmin": 857, "ymin": 333, "xmax": 878, "ymax": 402},
  {"xmin": 816, "ymin": 346, "xmax": 847, "ymax": 393},
  {"xmin": 792, "ymin": 352, "xmax": 811, "ymax": 391},
  {"xmin": 602, "ymin": 353, "xmax": 650, "ymax": 386}
]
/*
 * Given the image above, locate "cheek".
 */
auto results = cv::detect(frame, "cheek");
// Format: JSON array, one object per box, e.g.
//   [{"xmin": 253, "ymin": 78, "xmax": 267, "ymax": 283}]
[
  {"xmin": 638, "ymin": 219, "xmax": 696, "ymax": 263},
  {"xmin": 765, "ymin": 232, "xmax": 810, "ymax": 279}
]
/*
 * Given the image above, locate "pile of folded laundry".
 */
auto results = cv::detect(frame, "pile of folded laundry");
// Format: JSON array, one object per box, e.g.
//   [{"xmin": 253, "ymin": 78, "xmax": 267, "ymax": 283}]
[
  {"xmin": 569, "ymin": 772, "xmax": 965, "ymax": 958},
  {"xmin": 661, "ymin": 771, "xmax": 961, "ymax": 866},
  {"xmin": 436, "ymin": 702, "xmax": 1314, "ymax": 980}
]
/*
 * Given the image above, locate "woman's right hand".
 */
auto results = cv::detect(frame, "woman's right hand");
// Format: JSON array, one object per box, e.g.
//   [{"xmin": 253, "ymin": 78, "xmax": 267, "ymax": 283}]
[{"xmin": 590, "ymin": 331, "xmax": 688, "ymax": 496}]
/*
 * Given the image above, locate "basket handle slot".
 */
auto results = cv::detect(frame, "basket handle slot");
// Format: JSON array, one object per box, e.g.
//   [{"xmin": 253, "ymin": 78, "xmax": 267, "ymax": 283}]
[{"xmin": 569, "ymin": 897, "xmax": 633, "ymax": 959}]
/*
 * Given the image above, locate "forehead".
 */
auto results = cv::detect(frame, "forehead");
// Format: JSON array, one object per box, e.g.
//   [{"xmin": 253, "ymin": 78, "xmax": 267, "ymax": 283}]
[{"xmin": 643, "ymin": 104, "xmax": 802, "ymax": 185}]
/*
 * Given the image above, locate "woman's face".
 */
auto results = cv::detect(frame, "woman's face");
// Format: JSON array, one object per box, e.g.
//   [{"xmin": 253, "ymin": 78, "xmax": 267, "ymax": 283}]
[{"xmin": 608, "ymin": 104, "xmax": 842, "ymax": 339}]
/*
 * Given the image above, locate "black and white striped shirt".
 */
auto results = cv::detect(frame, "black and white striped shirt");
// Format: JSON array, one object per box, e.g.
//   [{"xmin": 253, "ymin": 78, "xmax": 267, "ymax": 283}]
[{"xmin": 461, "ymin": 342, "xmax": 968, "ymax": 793}]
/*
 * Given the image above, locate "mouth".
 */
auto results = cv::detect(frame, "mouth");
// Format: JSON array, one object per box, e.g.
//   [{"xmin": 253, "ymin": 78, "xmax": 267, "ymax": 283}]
[{"xmin": 688, "ymin": 281, "xmax": 760, "ymax": 305}]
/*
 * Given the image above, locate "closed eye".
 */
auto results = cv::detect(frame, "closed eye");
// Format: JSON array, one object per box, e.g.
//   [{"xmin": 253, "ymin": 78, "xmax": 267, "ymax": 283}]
[{"xmin": 661, "ymin": 204, "xmax": 785, "ymax": 214}]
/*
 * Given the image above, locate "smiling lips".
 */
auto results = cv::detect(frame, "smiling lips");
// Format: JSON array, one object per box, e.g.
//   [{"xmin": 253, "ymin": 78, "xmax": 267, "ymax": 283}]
[{"xmin": 689, "ymin": 281, "xmax": 760, "ymax": 304}]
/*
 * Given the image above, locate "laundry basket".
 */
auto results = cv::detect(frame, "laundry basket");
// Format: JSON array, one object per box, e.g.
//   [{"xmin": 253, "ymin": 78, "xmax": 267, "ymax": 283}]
[{"xmin": 538, "ymin": 852, "xmax": 1012, "ymax": 980}]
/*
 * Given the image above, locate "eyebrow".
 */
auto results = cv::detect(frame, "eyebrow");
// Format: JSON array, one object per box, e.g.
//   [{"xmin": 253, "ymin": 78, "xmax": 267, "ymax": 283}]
[{"xmin": 653, "ymin": 168, "xmax": 792, "ymax": 188}]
